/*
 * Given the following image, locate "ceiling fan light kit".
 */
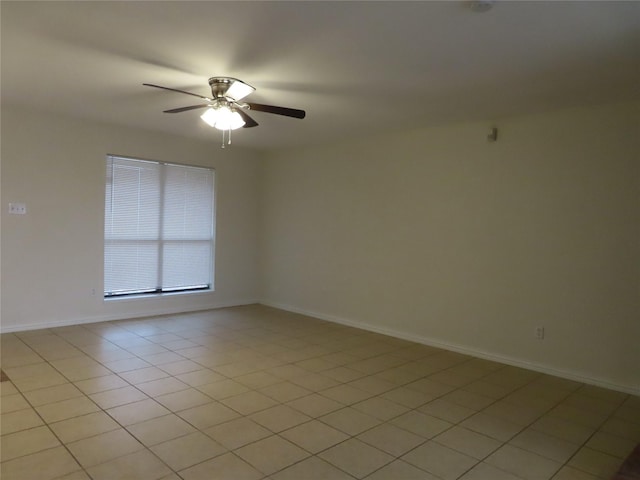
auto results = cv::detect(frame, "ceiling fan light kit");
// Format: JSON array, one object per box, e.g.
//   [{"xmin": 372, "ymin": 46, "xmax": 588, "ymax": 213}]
[{"xmin": 144, "ymin": 77, "xmax": 305, "ymax": 148}]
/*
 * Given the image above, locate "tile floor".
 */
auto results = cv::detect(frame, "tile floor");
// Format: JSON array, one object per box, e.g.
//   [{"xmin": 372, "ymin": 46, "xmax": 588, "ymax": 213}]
[{"xmin": 0, "ymin": 304, "xmax": 638, "ymax": 480}]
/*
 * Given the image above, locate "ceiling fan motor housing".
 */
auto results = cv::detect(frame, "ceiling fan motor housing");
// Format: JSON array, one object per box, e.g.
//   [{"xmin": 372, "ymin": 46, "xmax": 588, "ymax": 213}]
[{"xmin": 208, "ymin": 77, "xmax": 238, "ymax": 99}]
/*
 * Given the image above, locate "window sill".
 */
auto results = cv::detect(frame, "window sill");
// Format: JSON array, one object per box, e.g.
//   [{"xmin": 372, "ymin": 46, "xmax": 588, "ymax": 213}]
[{"xmin": 103, "ymin": 288, "xmax": 214, "ymax": 302}]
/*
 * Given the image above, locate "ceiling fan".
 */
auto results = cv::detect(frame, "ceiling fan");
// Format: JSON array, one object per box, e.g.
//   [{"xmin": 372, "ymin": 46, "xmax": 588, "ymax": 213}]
[{"xmin": 143, "ymin": 77, "xmax": 305, "ymax": 145}]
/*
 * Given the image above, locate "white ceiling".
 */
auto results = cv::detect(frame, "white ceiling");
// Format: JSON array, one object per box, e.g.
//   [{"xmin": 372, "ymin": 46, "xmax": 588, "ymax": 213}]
[{"xmin": 2, "ymin": 1, "xmax": 639, "ymax": 150}]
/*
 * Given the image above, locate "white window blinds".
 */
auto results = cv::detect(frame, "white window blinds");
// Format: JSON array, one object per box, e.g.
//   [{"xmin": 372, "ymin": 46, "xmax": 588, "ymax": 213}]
[{"xmin": 104, "ymin": 155, "xmax": 215, "ymax": 297}]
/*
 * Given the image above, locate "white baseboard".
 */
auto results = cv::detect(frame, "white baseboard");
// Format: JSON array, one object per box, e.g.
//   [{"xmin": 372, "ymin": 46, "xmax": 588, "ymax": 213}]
[
  {"xmin": 0, "ymin": 298, "xmax": 259, "ymax": 334},
  {"xmin": 260, "ymin": 300, "xmax": 639, "ymax": 396}
]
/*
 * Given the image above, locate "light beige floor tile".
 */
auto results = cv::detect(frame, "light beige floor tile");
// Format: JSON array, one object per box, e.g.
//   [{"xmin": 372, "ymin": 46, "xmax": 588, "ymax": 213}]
[
  {"xmin": 12, "ymin": 372, "xmax": 69, "ymax": 392},
  {"xmin": 90, "ymin": 385, "xmax": 148, "ymax": 409},
  {"xmin": 1, "ymin": 408, "xmax": 44, "ymax": 435},
  {"xmin": 118, "ymin": 366, "xmax": 170, "ymax": 384},
  {"xmin": 136, "ymin": 377, "xmax": 189, "ymax": 397},
  {"xmin": 50, "ymin": 411, "xmax": 120, "ymax": 443},
  {"xmin": 158, "ymin": 359, "xmax": 204, "ymax": 376},
  {"xmin": 358, "ymin": 422, "xmax": 425, "ymax": 456},
  {"xmin": 483, "ymin": 401, "xmax": 545, "ymax": 426},
  {"xmin": 86, "ymin": 449, "xmax": 172, "ymax": 480},
  {"xmin": 235, "ymin": 435, "xmax": 310, "ymax": 475},
  {"xmin": 0, "ymin": 381, "xmax": 19, "ymax": 396},
  {"xmin": 140, "ymin": 351, "xmax": 185, "ymax": 366},
  {"xmin": 249, "ymin": 404, "xmax": 312, "ymax": 433},
  {"xmin": 0, "ymin": 445, "xmax": 81, "ymax": 480},
  {"xmin": 348, "ymin": 376, "xmax": 397, "ymax": 395},
  {"xmin": 5, "ymin": 361, "xmax": 57, "ymax": 379},
  {"xmin": 442, "ymin": 389, "xmax": 496, "ymax": 410},
  {"xmin": 551, "ymin": 466, "xmax": 601, "ymax": 480},
  {"xmin": 321, "ymin": 383, "xmax": 373, "ymax": 405},
  {"xmin": 366, "ymin": 459, "xmax": 441, "ymax": 480},
  {"xmin": 613, "ymin": 404, "xmax": 640, "ymax": 425},
  {"xmin": 235, "ymin": 371, "xmax": 283, "ymax": 389},
  {"xmin": 459, "ymin": 462, "xmax": 523, "ymax": 480},
  {"xmin": 406, "ymin": 378, "xmax": 457, "ymax": 397},
  {"xmin": 428, "ymin": 371, "xmax": 475, "ymax": 388},
  {"xmin": 197, "ymin": 378, "xmax": 250, "ymax": 399},
  {"xmin": 175, "ymin": 368, "xmax": 225, "ymax": 387},
  {"xmin": 585, "ymin": 431, "xmax": 637, "ymax": 459},
  {"xmin": 290, "ymin": 372, "xmax": 340, "ymax": 391},
  {"xmin": 352, "ymin": 396, "xmax": 409, "ymax": 421},
  {"xmin": 0, "ymin": 393, "xmax": 31, "ymax": 413},
  {"xmin": 286, "ymin": 393, "xmax": 344, "ymax": 417},
  {"xmin": 55, "ymin": 471, "xmax": 92, "ymax": 480},
  {"xmin": 0, "ymin": 425, "xmax": 60, "ymax": 461},
  {"xmin": 419, "ymin": 398, "xmax": 477, "ymax": 423},
  {"xmin": 2, "ymin": 307, "xmax": 637, "ymax": 480},
  {"xmin": 204, "ymin": 417, "xmax": 272, "ymax": 449},
  {"xmin": 35, "ymin": 395, "xmax": 100, "ymax": 423},
  {"xmin": 530, "ymin": 415, "xmax": 596, "ymax": 444},
  {"xmin": 177, "ymin": 401, "xmax": 240, "ymax": 429},
  {"xmin": 322, "ymin": 366, "xmax": 367, "ymax": 383},
  {"xmin": 567, "ymin": 447, "xmax": 623, "ymax": 479},
  {"xmin": 319, "ymin": 437, "xmax": 394, "ymax": 478},
  {"xmin": 434, "ymin": 426, "xmax": 502, "ymax": 460},
  {"xmin": 85, "ymin": 348, "xmax": 136, "ymax": 364},
  {"xmin": 155, "ymin": 387, "xmax": 213, "ymax": 411},
  {"xmin": 104, "ymin": 357, "xmax": 152, "ymax": 373},
  {"xmin": 66, "ymin": 428, "xmax": 145, "ymax": 468},
  {"xmin": 126, "ymin": 413, "xmax": 196, "ymax": 446},
  {"xmin": 213, "ymin": 361, "xmax": 262, "ymax": 378},
  {"xmin": 511, "ymin": 428, "xmax": 581, "ymax": 463},
  {"xmin": 0, "ymin": 354, "xmax": 43, "ymax": 370},
  {"xmin": 258, "ymin": 381, "xmax": 312, "ymax": 403},
  {"xmin": 106, "ymin": 398, "xmax": 170, "ymax": 426},
  {"xmin": 266, "ymin": 364, "xmax": 309, "ymax": 380},
  {"xmin": 23, "ymin": 382, "xmax": 85, "ymax": 407},
  {"xmin": 380, "ymin": 386, "xmax": 433, "ymax": 408},
  {"xmin": 561, "ymin": 393, "xmax": 622, "ymax": 416},
  {"xmin": 271, "ymin": 456, "xmax": 354, "ymax": 480},
  {"xmin": 179, "ymin": 452, "xmax": 263, "ymax": 480},
  {"xmin": 57, "ymin": 365, "xmax": 113, "ymax": 382},
  {"xmin": 486, "ymin": 444, "xmax": 562, "ymax": 480},
  {"xmin": 403, "ymin": 440, "xmax": 478, "ymax": 480},
  {"xmin": 73, "ymin": 374, "xmax": 129, "ymax": 394},
  {"xmin": 281, "ymin": 419, "xmax": 349, "ymax": 453},
  {"xmin": 460, "ymin": 412, "xmax": 525, "ymax": 442},
  {"xmin": 151, "ymin": 431, "xmax": 227, "ymax": 471},
  {"xmin": 548, "ymin": 404, "xmax": 609, "ymax": 429},
  {"xmin": 462, "ymin": 380, "xmax": 514, "ymax": 400},
  {"xmin": 391, "ymin": 410, "xmax": 453, "ymax": 439},
  {"xmin": 319, "ymin": 406, "xmax": 382, "ymax": 435},
  {"xmin": 599, "ymin": 417, "xmax": 640, "ymax": 442},
  {"xmin": 220, "ymin": 390, "xmax": 279, "ymax": 415}
]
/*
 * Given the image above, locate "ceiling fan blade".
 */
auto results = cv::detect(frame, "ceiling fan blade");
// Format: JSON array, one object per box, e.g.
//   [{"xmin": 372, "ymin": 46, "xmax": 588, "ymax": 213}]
[
  {"xmin": 143, "ymin": 83, "xmax": 212, "ymax": 101},
  {"xmin": 163, "ymin": 104, "xmax": 211, "ymax": 113},
  {"xmin": 247, "ymin": 103, "xmax": 306, "ymax": 119},
  {"xmin": 236, "ymin": 109, "xmax": 259, "ymax": 128}
]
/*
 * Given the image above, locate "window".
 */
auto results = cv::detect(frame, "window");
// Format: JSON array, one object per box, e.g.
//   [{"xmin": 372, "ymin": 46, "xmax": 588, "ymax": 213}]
[{"xmin": 104, "ymin": 155, "xmax": 215, "ymax": 297}]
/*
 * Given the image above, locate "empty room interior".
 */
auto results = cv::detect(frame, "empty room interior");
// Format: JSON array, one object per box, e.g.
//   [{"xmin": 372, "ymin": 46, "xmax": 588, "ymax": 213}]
[{"xmin": 1, "ymin": 2, "xmax": 639, "ymax": 480}]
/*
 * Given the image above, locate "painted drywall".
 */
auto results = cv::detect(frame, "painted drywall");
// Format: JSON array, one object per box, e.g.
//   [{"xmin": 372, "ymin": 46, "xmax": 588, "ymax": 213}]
[
  {"xmin": 1, "ymin": 107, "xmax": 261, "ymax": 331},
  {"xmin": 260, "ymin": 101, "xmax": 640, "ymax": 392}
]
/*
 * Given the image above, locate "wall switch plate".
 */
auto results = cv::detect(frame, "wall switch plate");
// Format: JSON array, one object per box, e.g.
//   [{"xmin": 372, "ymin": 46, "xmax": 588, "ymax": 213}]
[
  {"xmin": 535, "ymin": 326, "xmax": 545, "ymax": 340},
  {"xmin": 9, "ymin": 203, "xmax": 27, "ymax": 215}
]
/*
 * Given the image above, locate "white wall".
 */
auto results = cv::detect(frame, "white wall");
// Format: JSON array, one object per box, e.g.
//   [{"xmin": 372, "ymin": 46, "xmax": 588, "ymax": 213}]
[
  {"xmin": 1, "ymin": 107, "xmax": 262, "ymax": 331},
  {"xmin": 260, "ymin": 101, "xmax": 640, "ymax": 393}
]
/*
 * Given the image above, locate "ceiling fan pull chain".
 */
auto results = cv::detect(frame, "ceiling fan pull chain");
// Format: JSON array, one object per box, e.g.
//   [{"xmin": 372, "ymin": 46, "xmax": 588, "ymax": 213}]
[
  {"xmin": 221, "ymin": 129, "xmax": 226, "ymax": 149},
  {"xmin": 228, "ymin": 127, "xmax": 232, "ymax": 145}
]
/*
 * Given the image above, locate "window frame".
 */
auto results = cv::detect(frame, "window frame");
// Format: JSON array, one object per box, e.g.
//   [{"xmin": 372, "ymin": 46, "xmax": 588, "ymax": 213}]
[{"xmin": 103, "ymin": 154, "xmax": 216, "ymax": 299}]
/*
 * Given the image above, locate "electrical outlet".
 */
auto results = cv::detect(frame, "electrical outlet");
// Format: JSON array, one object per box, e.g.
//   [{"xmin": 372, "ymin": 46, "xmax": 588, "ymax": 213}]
[
  {"xmin": 9, "ymin": 203, "xmax": 27, "ymax": 215},
  {"xmin": 535, "ymin": 326, "xmax": 545, "ymax": 340}
]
